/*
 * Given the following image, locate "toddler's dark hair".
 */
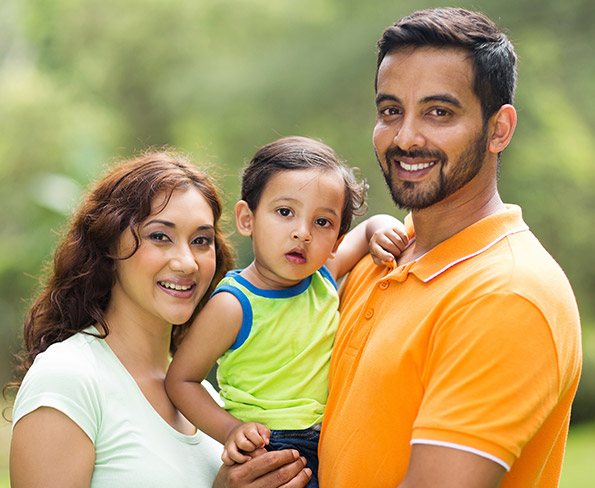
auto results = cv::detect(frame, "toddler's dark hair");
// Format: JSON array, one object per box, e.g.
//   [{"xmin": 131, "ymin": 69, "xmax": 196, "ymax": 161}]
[{"xmin": 241, "ymin": 136, "xmax": 367, "ymax": 237}]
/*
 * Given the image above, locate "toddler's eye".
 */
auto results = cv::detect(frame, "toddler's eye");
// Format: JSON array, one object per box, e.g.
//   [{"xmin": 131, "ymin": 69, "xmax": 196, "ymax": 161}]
[{"xmin": 315, "ymin": 218, "xmax": 331, "ymax": 227}]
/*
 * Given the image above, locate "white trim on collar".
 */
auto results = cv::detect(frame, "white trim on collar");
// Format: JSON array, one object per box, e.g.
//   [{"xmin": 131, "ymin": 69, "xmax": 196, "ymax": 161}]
[{"xmin": 423, "ymin": 226, "xmax": 529, "ymax": 283}]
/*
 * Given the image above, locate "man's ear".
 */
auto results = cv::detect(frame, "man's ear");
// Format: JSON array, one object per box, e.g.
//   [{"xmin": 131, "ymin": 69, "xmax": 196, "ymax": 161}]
[
  {"xmin": 488, "ymin": 104, "xmax": 517, "ymax": 154},
  {"xmin": 327, "ymin": 234, "xmax": 345, "ymax": 260},
  {"xmin": 234, "ymin": 200, "xmax": 254, "ymax": 237}
]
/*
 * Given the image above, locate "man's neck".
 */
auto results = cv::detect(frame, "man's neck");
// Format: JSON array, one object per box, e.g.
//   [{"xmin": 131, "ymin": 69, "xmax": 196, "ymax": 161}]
[{"xmin": 398, "ymin": 185, "xmax": 505, "ymax": 265}]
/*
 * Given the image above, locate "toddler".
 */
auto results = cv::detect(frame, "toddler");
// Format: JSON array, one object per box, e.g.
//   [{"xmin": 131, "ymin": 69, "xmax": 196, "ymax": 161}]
[{"xmin": 166, "ymin": 136, "xmax": 408, "ymax": 487}]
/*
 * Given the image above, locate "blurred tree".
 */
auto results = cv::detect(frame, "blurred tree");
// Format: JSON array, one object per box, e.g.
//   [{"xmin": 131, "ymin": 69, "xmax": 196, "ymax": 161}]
[{"xmin": 1, "ymin": 0, "xmax": 593, "ymax": 417}]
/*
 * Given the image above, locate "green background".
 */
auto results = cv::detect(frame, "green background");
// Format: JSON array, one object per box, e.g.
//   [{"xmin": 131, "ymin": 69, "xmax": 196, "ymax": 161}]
[{"xmin": 1, "ymin": 0, "xmax": 594, "ymax": 484}]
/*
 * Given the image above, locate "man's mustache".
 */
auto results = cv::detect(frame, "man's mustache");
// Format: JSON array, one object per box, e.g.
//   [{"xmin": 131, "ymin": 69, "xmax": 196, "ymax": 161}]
[{"xmin": 385, "ymin": 146, "xmax": 446, "ymax": 162}]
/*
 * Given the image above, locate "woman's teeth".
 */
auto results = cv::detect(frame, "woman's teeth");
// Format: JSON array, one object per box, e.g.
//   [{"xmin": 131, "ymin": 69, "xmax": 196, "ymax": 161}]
[{"xmin": 160, "ymin": 282, "xmax": 192, "ymax": 291}]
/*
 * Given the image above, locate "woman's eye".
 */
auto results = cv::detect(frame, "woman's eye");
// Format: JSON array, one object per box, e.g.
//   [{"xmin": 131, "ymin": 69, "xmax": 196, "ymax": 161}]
[
  {"xmin": 149, "ymin": 232, "xmax": 170, "ymax": 242},
  {"xmin": 193, "ymin": 236, "xmax": 213, "ymax": 246},
  {"xmin": 277, "ymin": 208, "xmax": 293, "ymax": 217}
]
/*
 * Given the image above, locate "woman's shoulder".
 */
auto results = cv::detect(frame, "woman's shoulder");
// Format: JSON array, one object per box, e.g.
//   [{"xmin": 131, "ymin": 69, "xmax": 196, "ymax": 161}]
[
  {"xmin": 12, "ymin": 330, "xmax": 106, "ymax": 434},
  {"xmin": 29, "ymin": 329, "xmax": 103, "ymax": 375}
]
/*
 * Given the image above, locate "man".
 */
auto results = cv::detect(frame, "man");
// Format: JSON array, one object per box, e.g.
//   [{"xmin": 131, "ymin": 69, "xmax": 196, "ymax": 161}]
[{"xmin": 318, "ymin": 7, "xmax": 582, "ymax": 488}]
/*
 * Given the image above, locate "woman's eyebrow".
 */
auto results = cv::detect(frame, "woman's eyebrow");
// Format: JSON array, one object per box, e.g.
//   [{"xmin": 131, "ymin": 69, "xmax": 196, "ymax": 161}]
[{"xmin": 144, "ymin": 220, "xmax": 214, "ymax": 232}]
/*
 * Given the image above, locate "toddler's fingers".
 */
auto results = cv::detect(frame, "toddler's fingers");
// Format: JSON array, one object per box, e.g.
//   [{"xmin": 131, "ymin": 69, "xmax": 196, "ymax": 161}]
[
  {"xmin": 370, "ymin": 246, "xmax": 395, "ymax": 266},
  {"xmin": 384, "ymin": 230, "xmax": 409, "ymax": 253},
  {"xmin": 238, "ymin": 427, "xmax": 264, "ymax": 451},
  {"xmin": 256, "ymin": 423, "xmax": 271, "ymax": 445},
  {"xmin": 221, "ymin": 449, "xmax": 236, "ymax": 466},
  {"xmin": 226, "ymin": 443, "xmax": 251, "ymax": 464}
]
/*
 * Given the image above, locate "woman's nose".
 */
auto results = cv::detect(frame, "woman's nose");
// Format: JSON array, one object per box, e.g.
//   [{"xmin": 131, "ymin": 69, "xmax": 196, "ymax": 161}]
[{"xmin": 170, "ymin": 244, "xmax": 199, "ymax": 273}]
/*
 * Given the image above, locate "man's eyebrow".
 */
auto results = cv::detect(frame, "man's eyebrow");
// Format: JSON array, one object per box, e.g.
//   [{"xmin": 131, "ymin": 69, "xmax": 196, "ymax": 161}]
[
  {"xmin": 420, "ymin": 94, "xmax": 462, "ymax": 108},
  {"xmin": 375, "ymin": 93, "xmax": 463, "ymax": 109},
  {"xmin": 375, "ymin": 93, "xmax": 401, "ymax": 106}
]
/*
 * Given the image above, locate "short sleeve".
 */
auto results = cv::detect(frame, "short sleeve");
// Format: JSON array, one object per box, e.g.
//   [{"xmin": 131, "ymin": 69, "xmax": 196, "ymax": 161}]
[
  {"xmin": 12, "ymin": 343, "xmax": 102, "ymax": 443},
  {"xmin": 413, "ymin": 292, "xmax": 560, "ymax": 468}
]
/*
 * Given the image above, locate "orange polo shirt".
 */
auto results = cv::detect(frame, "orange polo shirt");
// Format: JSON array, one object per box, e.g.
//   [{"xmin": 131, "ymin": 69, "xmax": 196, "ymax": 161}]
[{"xmin": 319, "ymin": 205, "xmax": 581, "ymax": 487}]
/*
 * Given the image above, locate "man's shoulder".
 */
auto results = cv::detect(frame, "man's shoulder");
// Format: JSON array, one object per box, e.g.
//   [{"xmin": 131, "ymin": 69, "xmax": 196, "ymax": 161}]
[{"xmin": 487, "ymin": 229, "xmax": 575, "ymax": 298}]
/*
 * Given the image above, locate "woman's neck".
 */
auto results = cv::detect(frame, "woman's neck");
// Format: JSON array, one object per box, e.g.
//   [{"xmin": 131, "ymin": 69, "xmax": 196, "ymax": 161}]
[{"xmin": 102, "ymin": 303, "xmax": 172, "ymax": 378}]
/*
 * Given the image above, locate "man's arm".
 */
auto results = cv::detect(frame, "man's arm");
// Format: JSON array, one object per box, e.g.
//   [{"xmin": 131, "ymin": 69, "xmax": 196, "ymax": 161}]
[{"xmin": 398, "ymin": 444, "xmax": 505, "ymax": 488}]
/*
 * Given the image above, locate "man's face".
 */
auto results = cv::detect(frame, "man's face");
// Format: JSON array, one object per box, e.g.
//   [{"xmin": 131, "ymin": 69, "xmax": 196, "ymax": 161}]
[{"xmin": 373, "ymin": 47, "xmax": 489, "ymax": 210}]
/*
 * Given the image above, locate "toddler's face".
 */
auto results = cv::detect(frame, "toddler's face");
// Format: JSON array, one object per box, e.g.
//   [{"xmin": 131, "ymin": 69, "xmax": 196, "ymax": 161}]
[{"xmin": 243, "ymin": 168, "xmax": 345, "ymax": 289}]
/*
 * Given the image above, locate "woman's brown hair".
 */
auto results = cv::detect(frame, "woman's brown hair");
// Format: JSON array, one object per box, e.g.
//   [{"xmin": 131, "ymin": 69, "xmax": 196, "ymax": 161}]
[{"xmin": 15, "ymin": 149, "xmax": 234, "ymax": 380}]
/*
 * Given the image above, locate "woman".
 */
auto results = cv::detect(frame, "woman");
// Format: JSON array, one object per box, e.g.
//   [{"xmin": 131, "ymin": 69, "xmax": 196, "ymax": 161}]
[{"xmin": 9, "ymin": 151, "xmax": 311, "ymax": 488}]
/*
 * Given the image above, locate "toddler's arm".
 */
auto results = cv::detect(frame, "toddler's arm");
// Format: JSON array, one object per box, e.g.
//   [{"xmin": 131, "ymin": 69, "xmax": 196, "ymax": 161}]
[
  {"xmin": 165, "ymin": 292, "xmax": 269, "ymax": 464},
  {"xmin": 325, "ymin": 214, "xmax": 407, "ymax": 280}
]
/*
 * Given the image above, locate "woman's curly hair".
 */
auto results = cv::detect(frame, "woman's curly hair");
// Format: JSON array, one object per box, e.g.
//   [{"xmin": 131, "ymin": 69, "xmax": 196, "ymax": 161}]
[{"xmin": 14, "ymin": 149, "xmax": 234, "ymax": 382}]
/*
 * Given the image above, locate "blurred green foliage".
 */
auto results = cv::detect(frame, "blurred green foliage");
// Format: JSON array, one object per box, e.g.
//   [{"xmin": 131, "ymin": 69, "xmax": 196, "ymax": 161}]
[{"xmin": 1, "ymin": 0, "xmax": 594, "ymax": 420}]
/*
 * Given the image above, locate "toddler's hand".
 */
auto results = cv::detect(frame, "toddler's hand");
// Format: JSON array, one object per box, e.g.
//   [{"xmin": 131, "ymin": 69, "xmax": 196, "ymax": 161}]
[
  {"xmin": 221, "ymin": 422, "xmax": 271, "ymax": 465},
  {"xmin": 369, "ymin": 225, "xmax": 409, "ymax": 265}
]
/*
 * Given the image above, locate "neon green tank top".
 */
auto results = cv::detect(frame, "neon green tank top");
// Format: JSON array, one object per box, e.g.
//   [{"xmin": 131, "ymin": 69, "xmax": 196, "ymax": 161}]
[{"xmin": 214, "ymin": 266, "xmax": 339, "ymax": 429}]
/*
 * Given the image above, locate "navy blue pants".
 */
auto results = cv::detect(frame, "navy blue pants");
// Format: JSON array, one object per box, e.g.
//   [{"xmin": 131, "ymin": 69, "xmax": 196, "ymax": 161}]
[{"xmin": 267, "ymin": 426, "xmax": 320, "ymax": 488}]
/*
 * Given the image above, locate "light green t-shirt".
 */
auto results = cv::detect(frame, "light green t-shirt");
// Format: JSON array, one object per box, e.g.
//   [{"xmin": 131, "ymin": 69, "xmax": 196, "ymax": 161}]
[
  {"xmin": 12, "ymin": 327, "xmax": 222, "ymax": 487},
  {"xmin": 215, "ymin": 266, "xmax": 339, "ymax": 430}
]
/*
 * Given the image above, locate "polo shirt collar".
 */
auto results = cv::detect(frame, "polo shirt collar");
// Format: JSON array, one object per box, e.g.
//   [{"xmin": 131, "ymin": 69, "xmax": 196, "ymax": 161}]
[{"xmin": 388, "ymin": 205, "xmax": 529, "ymax": 283}]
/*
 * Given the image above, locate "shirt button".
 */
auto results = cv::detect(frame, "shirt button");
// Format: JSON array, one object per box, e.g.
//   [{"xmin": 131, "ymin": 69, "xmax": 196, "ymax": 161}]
[
  {"xmin": 379, "ymin": 280, "xmax": 389, "ymax": 290},
  {"xmin": 364, "ymin": 308, "xmax": 374, "ymax": 319}
]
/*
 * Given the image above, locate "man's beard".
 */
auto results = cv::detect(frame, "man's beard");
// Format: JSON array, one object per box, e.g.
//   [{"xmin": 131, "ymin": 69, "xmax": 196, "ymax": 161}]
[{"xmin": 376, "ymin": 125, "xmax": 489, "ymax": 210}]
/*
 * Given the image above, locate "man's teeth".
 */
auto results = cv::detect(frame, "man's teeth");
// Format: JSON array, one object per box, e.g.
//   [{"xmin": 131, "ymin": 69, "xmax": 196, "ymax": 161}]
[
  {"xmin": 160, "ymin": 282, "xmax": 192, "ymax": 291},
  {"xmin": 399, "ymin": 161, "xmax": 436, "ymax": 171}
]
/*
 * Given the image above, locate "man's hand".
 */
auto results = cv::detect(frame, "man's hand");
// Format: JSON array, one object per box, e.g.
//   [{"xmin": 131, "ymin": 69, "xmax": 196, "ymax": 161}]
[
  {"xmin": 222, "ymin": 422, "xmax": 271, "ymax": 465},
  {"xmin": 213, "ymin": 448, "xmax": 311, "ymax": 488}
]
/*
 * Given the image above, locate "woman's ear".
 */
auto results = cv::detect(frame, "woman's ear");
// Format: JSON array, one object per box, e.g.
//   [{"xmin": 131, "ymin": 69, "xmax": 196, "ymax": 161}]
[
  {"xmin": 488, "ymin": 104, "xmax": 517, "ymax": 154},
  {"xmin": 234, "ymin": 200, "xmax": 254, "ymax": 237}
]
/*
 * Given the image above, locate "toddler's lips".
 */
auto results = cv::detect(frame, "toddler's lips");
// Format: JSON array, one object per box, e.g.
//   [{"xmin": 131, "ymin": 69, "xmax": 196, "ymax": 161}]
[{"xmin": 286, "ymin": 249, "xmax": 306, "ymax": 264}]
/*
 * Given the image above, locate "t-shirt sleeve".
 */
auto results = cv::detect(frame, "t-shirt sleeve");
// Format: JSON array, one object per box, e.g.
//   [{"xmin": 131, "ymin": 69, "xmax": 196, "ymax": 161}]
[
  {"xmin": 12, "ymin": 345, "xmax": 102, "ymax": 443},
  {"xmin": 412, "ymin": 292, "xmax": 560, "ymax": 469}
]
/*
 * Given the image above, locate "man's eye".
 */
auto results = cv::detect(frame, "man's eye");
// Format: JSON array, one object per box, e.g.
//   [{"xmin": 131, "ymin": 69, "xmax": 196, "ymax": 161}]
[
  {"xmin": 429, "ymin": 108, "xmax": 451, "ymax": 117},
  {"xmin": 277, "ymin": 208, "xmax": 293, "ymax": 217},
  {"xmin": 380, "ymin": 107, "xmax": 401, "ymax": 117}
]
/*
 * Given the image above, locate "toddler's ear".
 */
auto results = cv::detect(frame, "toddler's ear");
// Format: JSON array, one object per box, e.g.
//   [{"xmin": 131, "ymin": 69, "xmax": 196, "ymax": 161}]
[
  {"xmin": 234, "ymin": 200, "xmax": 254, "ymax": 237},
  {"xmin": 328, "ymin": 234, "xmax": 345, "ymax": 259}
]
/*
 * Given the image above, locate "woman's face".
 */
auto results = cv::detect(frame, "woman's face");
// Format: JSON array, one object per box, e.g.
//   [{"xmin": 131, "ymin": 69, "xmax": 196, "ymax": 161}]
[{"xmin": 110, "ymin": 187, "xmax": 217, "ymax": 327}]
